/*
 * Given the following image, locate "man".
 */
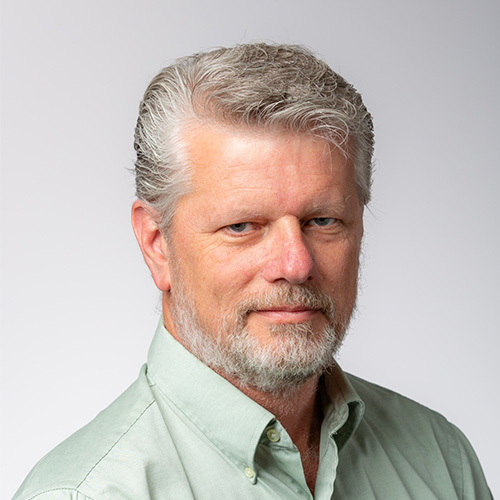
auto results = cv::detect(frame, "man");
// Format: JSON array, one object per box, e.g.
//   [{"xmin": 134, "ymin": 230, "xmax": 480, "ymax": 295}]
[{"xmin": 14, "ymin": 43, "xmax": 492, "ymax": 499}]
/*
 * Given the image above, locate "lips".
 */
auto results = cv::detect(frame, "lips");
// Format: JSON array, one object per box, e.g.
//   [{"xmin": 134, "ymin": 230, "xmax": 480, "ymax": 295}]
[
  {"xmin": 265, "ymin": 305, "xmax": 316, "ymax": 311},
  {"xmin": 251, "ymin": 307, "xmax": 320, "ymax": 323},
  {"xmin": 237, "ymin": 285, "xmax": 335, "ymax": 325}
]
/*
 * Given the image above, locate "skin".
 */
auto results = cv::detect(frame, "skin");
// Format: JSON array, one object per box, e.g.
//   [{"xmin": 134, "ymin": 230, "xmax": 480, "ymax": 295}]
[{"xmin": 132, "ymin": 124, "xmax": 364, "ymax": 493}]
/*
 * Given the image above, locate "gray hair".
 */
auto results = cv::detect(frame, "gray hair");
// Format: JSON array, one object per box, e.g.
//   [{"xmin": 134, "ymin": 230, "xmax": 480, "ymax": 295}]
[{"xmin": 134, "ymin": 43, "xmax": 374, "ymax": 232}]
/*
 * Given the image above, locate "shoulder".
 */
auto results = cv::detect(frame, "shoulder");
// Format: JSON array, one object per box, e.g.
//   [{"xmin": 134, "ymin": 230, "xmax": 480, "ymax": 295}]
[
  {"xmin": 347, "ymin": 372, "xmax": 448, "ymax": 422},
  {"xmin": 341, "ymin": 373, "xmax": 492, "ymax": 499},
  {"xmin": 13, "ymin": 367, "xmax": 158, "ymax": 500},
  {"xmin": 346, "ymin": 372, "xmax": 464, "ymax": 455}
]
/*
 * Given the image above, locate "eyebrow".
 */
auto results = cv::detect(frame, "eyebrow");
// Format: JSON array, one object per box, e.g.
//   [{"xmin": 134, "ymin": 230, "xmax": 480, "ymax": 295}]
[
  {"xmin": 308, "ymin": 200, "xmax": 350, "ymax": 213},
  {"xmin": 210, "ymin": 199, "xmax": 353, "ymax": 223}
]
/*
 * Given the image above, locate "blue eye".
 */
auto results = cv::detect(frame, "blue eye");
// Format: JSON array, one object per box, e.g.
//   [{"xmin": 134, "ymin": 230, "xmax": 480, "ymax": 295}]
[
  {"xmin": 309, "ymin": 217, "xmax": 336, "ymax": 227},
  {"xmin": 227, "ymin": 222, "xmax": 251, "ymax": 233}
]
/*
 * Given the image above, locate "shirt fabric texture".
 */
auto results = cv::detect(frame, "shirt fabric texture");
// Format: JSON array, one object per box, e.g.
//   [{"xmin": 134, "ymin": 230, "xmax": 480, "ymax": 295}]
[{"xmin": 14, "ymin": 320, "xmax": 492, "ymax": 500}]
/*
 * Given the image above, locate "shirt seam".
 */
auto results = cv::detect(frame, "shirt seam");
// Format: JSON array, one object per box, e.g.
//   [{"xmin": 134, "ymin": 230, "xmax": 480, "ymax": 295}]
[
  {"xmin": 22, "ymin": 487, "xmax": 96, "ymax": 500},
  {"xmin": 453, "ymin": 425, "xmax": 465, "ymax": 500},
  {"xmin": 76, "ymin": 400, "xmax": 155, "ymax": 489}
]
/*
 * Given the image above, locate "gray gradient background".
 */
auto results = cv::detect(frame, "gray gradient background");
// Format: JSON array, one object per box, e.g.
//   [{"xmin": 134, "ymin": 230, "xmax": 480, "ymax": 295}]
[{"xmin": 1, "ymin": 0, "xmax": 498, "ymax": 497}]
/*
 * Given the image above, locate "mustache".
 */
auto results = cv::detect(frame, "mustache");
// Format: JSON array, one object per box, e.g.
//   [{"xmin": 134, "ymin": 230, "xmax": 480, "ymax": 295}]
[{"xmin": 237, "ymin": 285, "xmax": 335, "ymax": 319}]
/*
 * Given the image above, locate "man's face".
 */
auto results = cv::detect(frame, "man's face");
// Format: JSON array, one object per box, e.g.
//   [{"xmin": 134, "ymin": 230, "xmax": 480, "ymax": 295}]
[{"xmin": 162, "ymin": 125, "xmax": 364, "ymax": 391}]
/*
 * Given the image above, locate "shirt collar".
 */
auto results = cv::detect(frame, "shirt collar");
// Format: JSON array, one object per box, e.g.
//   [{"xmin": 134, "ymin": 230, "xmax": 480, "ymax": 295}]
[
  {"xmin": 147, "ymin": 319, "xmax": 275, "ymax": 471},
  {"xmin": 322, "ymin": 364, "xmax": 365, "ymax": 451},
  {"xmin": 147, "ymin": 318, "xmax": 364, "ymax": 468}
]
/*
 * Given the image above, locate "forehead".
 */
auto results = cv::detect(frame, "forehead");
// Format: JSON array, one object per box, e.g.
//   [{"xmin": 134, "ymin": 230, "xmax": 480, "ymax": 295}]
[
  {"xmin": 185, "ymin": 124, "xmax": 351, "ymax": 183},
  {"xmin": 174, "ymin": 123, "xmax": 360, "ymax": 223}
]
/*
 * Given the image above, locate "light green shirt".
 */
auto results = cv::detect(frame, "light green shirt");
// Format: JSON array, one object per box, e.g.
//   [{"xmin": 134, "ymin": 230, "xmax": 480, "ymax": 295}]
[{"xmin": 14, "ymin": 320, "xmax": 492, "ymax": 499}]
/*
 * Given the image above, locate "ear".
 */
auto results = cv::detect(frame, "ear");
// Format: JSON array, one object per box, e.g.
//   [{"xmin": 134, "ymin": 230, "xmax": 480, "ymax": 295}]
[{"xmin": 131, "ymin": 200, "xmax": 171, "ymax": 292}]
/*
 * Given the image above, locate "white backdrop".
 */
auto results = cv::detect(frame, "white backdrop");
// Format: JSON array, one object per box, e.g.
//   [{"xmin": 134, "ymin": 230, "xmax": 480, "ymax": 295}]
[{"xmin": 1, "ymin": 0, "xmax": 498, "ymax": 497}]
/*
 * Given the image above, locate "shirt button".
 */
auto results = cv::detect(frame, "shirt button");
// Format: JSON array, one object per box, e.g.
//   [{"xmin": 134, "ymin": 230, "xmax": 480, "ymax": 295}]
[
  {"xmin": 244, "ymin": 466, "xmax": 255, "ymax": 479},
  {"xmin": 267, "ymin": 428, "xmax": 281, "ymax": 442}
]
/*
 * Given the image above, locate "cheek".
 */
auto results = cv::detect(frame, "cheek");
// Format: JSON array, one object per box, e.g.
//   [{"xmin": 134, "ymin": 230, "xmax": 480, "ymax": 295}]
[
  {"xmin": 337, "ymin": 250, "xmax": 361, "ymax": 306},
  {"xmin": 190, "ymin": 247, "xmax": 261, "ymax": 309},
  {"xmin": 315, "ymin": 243, "xmax": 360, "ymax": 291}
]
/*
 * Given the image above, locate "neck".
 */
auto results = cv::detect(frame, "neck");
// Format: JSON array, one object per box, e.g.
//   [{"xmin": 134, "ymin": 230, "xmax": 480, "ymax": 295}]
[{"xmin": 234, "ymin": 375, "xmax": 321, "ymax": 437}]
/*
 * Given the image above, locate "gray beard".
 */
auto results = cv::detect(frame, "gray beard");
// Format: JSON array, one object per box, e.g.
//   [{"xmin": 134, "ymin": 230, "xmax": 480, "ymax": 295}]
[{"xmin": 169, "ymin": 282, "xmax": 351, "ymax": 394}]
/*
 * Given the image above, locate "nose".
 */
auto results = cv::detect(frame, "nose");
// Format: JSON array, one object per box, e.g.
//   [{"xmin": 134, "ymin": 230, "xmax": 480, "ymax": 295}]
[{"xmin": 262, "ymin": 218, "xmax": 315, "ymax": 285}]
